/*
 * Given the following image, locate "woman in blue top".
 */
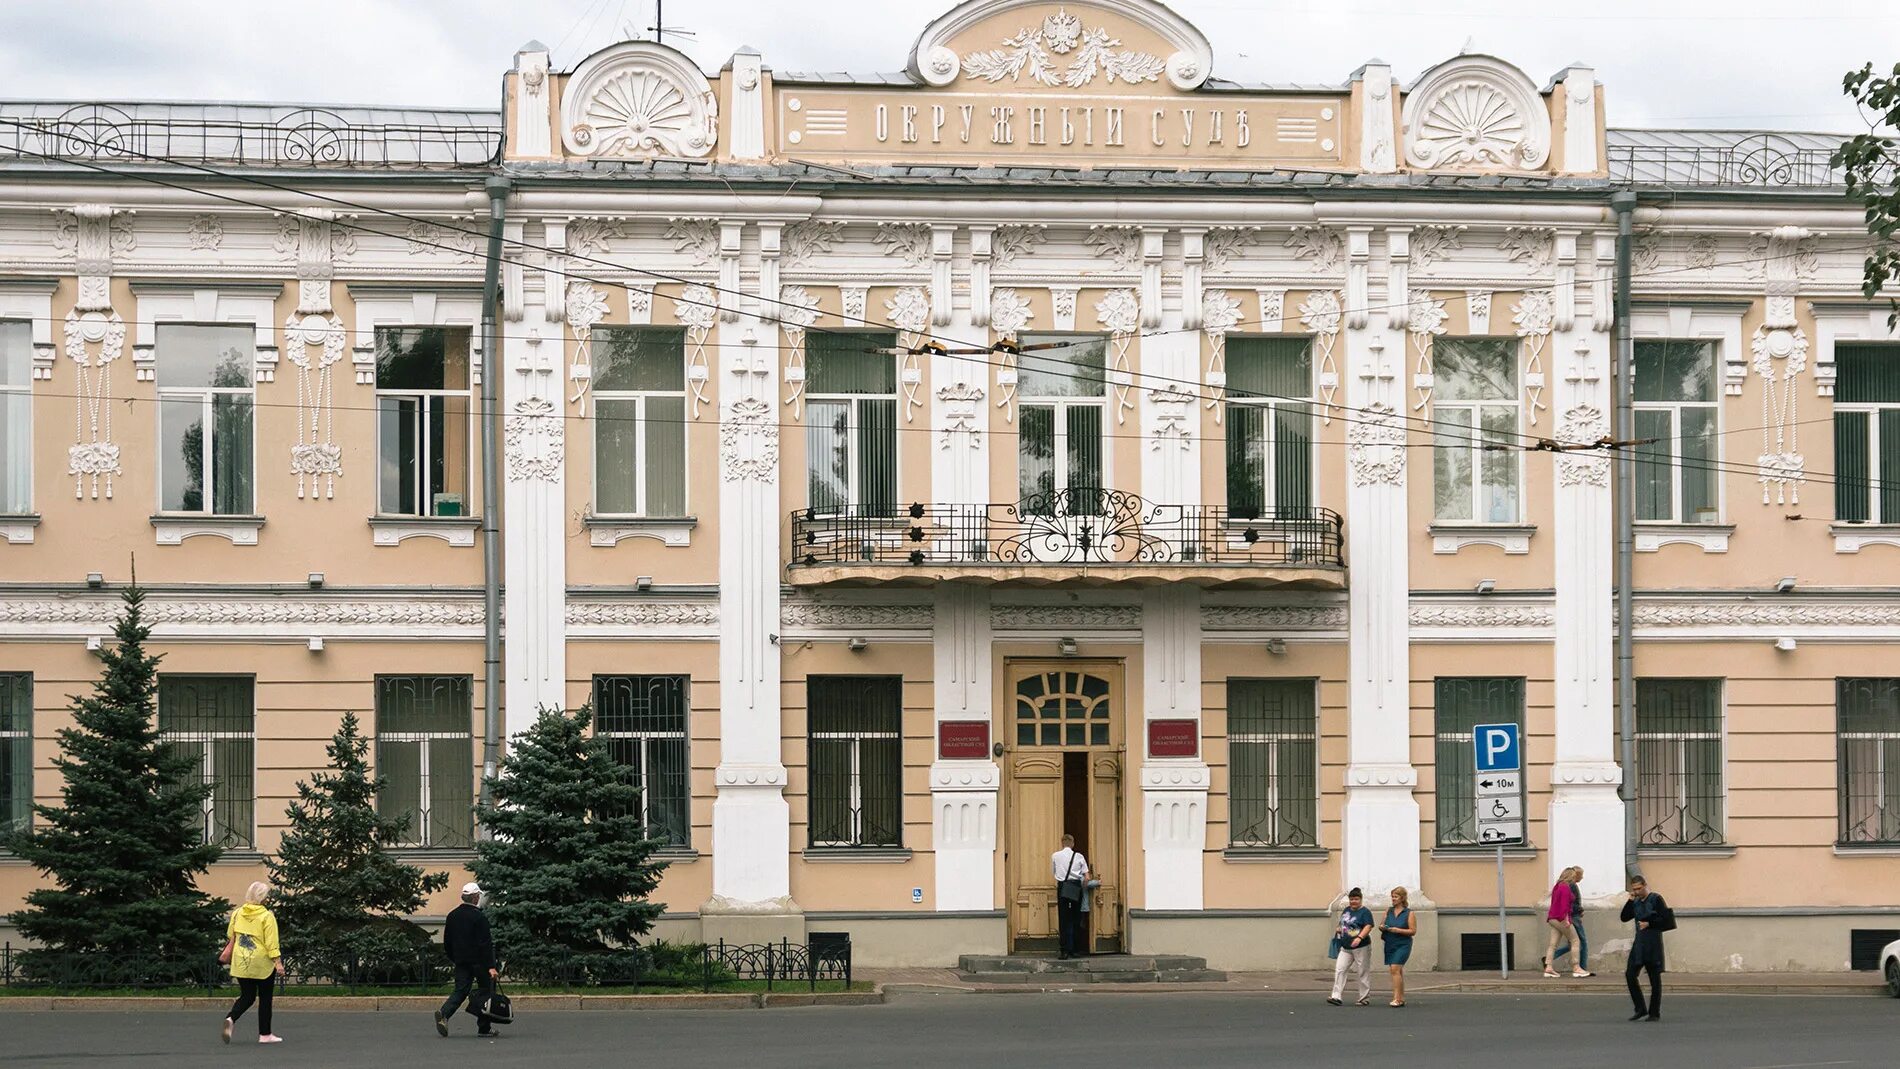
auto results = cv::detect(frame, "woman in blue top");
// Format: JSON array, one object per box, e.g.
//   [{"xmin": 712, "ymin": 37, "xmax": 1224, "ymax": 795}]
[
  {"xmin": 1327, "ymin": 887, "xmax": 1376, "ymax": 1006},
  {"xmin": 1381, "ymin": 886, "xmax": 1417, "ymax": 1007}
]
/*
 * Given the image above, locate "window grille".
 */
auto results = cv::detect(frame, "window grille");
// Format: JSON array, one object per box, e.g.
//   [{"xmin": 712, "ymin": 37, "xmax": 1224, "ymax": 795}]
[
  {"xmin": 1227, "ymin": 679, "xmax": 1318, "ymax": 848},
  {"xmin": 374, "ymin": 328, "xmax": 473, "ymax": 518},
  {"xmin": 0, "ymin": 672, "xmax": 29, "ymax": 835},
  {"xmin": 1013, "ymin": 669, "xmax": 1112, "ymax": 748},
  {"xmin": 0, "ymin": 320, "xmax": 30, "ymax": 513},
  {"xmin": 593, "ymin": 674, "xmax": 690, "ymax": 846},
  {"xmin": 805, "ymin": 332, "xmax": 898, "ymax": 516},
  {"xmin": 1434, "ymin": 677, "xmax": 1524, "ymax": 846},
  {"xmin": 375, "ymin": 675, "xmax": 474, "ymax": 848},
  {"xmin": 592, "ymin": 326, "xmax": 688, "ymax": 517},
  {"xmin": 1431, "ymin": 339, "xmax": 1521, "ymax": 523},
  {"xmin": 1632, "ymin": 341, "xmax": 1720, "ymax": 523},
  {"xmin": 1635, "ymin": 679, "xmax": 1724, "ymax": 845},
  {"xmin": 1838, "ymin": 678, "xmax": 1900, "ymax": 845},
  {"xmin": 807, "ymin": 676, "xmax": 902, "ymax": 848},
  {"xmin": 157, "ymin": 674, "xmax": 255, "ymax": 849},
  {"xmin": 155, "ymin": 324, "xmax": 254, "ymax": 516},
  {"xmin": 1225, "ymin": 337, "xmax": 1315, "ymax": 519},
  {"xmin": 1834, "ymin": 345, "xmax": 1900, "ymax": 524}
]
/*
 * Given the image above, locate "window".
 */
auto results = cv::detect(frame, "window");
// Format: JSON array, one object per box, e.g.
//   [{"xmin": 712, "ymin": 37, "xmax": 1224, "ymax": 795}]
[
  {"xmin": 0, "ymin": 321, "xmax": 29, "ymax": 513},
  {"xmin": 375, "ymin": 327, "xmax": 472, "ymax": 517},
  {"xmin": 1225, "ymin": 337, "xmax": 1314, "ymax": 518},
  {"xmin": 593, "ymin": 674, "xmax": 690, "ymax": 845},
  {"xmin": 375, "ymin": 675, "xmax": 474, "ymax": 848},
  {"xmin": 1019, "ymin": 334, "xmax": 1107, "ymax": 512},
  {"xmin": 1633, "ymin": 341, "xmax": 1720, "ymax": 523},
  {"xmin": 806, "ymin": 332, "xmax": 898, "ymax": 516},
  {"xmin": 1635, "ymin": 679, "xmax": 1723, "ymax": 845},
  {"xmin": 156, "ymin": 324, "xmax": 254, "ymax": 515},
  {"xmin": 593, "ymin": 327, "xmax": 687, "ymax": 517},
  {"xmin": 157, "ymin": 674, "xmax": 255, "ymax": 849},
  {"xmin": 1227, "ymin": 679, "xmax": 1317, "ymax": 848},
  {"xmin": 807, "ymin": 676, "xmax": 902, "ymax": 848},
  {"xmin": 1838, "ymin": 678, "xmax": 1900, "ymax": 845},
  {"xmin": 0, "ymin": 673, "xmax": 28, "ymax": 835},
  {"xmin": 1014, "ymin": 668, "xmax": 1112, "ymax": 747},
  {"xmin": 1434, "ymin": 677, "xmax": 1525, "ymax": 846},
  {"xmin": 1432, "ymin": 339, "xmax": 1520, "ymax": 523},
  {"xmin": 1834, "ymin": 345, "xmax": 1900, "ymax": 524}
]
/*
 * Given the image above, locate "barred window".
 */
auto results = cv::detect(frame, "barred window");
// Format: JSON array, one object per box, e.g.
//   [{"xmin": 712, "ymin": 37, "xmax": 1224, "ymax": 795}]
[
  {"xmin": 1838, "ymin": 678, "xmax": 1900, "ymax": 845},
  {"xmin": 1434, "ymin": 677, "xmax": 1525, "ymax": 846},
  {"xmin": 1635, "ymin": 679, "xmax": 1724, "ymax": 845},
  {"xmin": 1225, "ymin": 338, "xmax": 1315, "ymax": 519},
  {"xmin": 808, "ymin": 676, "xmax": 902, "ymax": 848},
  {"xmin": 157, "ymin": 674, "xmax": 255, "ymax": 849},
  {"xmin": 593, "ymin": 675, "xmax": 690, "ymax": 846},
  {"xmin": 1226, "ymin": 679, "xmax": 1317, "ymax": 848},
  {"xmin": 375, "ymin": 675, "xmax": 474, "ymax": 849},
  {"xmin": 0, "ymin": 672, "xmax": 29, "ymax": 835}
]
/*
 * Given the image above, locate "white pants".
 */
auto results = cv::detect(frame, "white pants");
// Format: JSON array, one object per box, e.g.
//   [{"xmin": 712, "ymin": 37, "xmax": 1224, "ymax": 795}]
[{"xmin": 1331, "ymin": 945, "xmax": 1371, "ymax": 1002}]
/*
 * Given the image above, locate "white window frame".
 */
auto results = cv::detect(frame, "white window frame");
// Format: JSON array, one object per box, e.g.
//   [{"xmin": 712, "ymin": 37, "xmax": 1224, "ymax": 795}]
[
  {"xmin": 1632, "ymin": 339, "xmax": 1723, "ymax": 525},
  {"xmin": 805, "ymin": 331, "xmax": 900, "ymax": 514},
  {"xmin": 0, "ymin": 671, "xmax": 29, "ymax": 834},
  {"xmin": 591, "ymin": 326, "xmax": 689, "ymax": 519},
  {"xmin": 377, "ymin": 727, "xmax": 465, "ymax": 848},
  {"xmin": 157, "ymin": 674, "xmax": 256, "ymax": 850},
  {"xmin": 1431, "ymin": 337, "xmax": 1523, "ymax": 525},
  {"xmin": 1018, "ymin": 332, "xmax": 1111, "ymax": 501},
  {"xmin": 809, "ymin": 725, "xmax": 901, "ymax": 848},
  {"xmin": 0, "ymin": 317, "xmax": 33, "ymax": 523},
  {"xmin": 1633, "ymin": 678, "xmax": 1727, "ymax": 847},
  {"xmin": 593, "ymin": 674, "xmax": 691, "ymax": 844},
  {"xmin": 1833, "ymin": 395, "xmax": 1898, "ymax": 524},
  {"xmin": 153, "ymin": 322, "xmax": 258, "ymax": 518},
  {"xmin": 1225, "ymin": 678, "xmax": 1320, "ymax": 849},
  {"xmin": 371, "ymin": 325, "xmax": 476, "ymax": 519},
  {"xmin": 1224, "ymin": 335, "xmax": 1318, "ymax": 517}
]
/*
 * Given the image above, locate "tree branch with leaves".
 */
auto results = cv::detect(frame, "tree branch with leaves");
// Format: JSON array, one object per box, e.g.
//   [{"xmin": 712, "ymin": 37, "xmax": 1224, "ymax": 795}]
[{"xmin": 1836, "ymin": 62, "xmax": 1900, "ymax": 325}]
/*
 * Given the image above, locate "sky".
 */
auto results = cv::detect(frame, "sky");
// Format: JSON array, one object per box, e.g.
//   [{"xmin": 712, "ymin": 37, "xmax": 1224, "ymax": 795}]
[{"xmin": 0, "ymin": 0, "xmax": 1891, "ymax": 132}]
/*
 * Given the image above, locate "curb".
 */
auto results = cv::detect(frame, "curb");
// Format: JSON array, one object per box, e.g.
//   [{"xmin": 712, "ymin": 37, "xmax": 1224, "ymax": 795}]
[
  {"xmin": 0, "ymin": 987, "xmax": 886, "ymax": 1012},
  {"xmin": 881, "ymin": 980, "xmax": 1890, "ymax": 999}
]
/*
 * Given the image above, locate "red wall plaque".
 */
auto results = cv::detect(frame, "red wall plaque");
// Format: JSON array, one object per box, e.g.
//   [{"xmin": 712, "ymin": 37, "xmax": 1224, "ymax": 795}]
[
  {"xmin": 938, "ymin": 720, "xmax": 991, "ymax": 760},
  {"xmin": 1147, "ymin": 718, "xmax": 1199, "ymax": 758}
]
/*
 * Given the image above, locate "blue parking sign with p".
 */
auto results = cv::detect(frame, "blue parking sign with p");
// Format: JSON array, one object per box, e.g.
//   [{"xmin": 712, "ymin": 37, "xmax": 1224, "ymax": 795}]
[{"xmin": 1473, "ymin": 723, "xmax": 1520, "ymax": 773}]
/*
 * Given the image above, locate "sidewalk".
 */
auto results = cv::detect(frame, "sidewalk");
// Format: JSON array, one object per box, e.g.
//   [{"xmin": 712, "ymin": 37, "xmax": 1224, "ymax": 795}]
[{"xmin": 866, "ymin": 967, "xmax": 1889, "ymax": 998}]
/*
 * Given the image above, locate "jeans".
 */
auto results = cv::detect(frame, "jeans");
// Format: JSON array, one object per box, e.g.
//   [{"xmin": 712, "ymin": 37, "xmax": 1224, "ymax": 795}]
[
  {"xmin": 227, "ymin": 975, "xmax": 274, "ymax": 1036},
  {"xmin": 1626, "ymin": 958, "xmax": 1662, "ymax": 1016},
  {"xmin": 440, "ymin": 963, "xmax": 496, "ymax": 1033},
  {"xmin": 1330, "ymin": 946, "xmax": 1371, "ymax": 1002},
  {"xmin": 1057, "ymin": 899, "xmax": 1084, "ymax": 958}
]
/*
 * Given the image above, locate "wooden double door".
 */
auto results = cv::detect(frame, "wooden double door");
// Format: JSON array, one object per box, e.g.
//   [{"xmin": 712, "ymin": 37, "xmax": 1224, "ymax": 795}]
[{"xmin": 1004, "ymin": 660, "xmax": 1124, "ymax": 954}]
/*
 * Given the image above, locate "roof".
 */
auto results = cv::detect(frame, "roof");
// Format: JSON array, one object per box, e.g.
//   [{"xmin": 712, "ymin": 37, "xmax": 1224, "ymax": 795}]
[
  {"xmin": 1604, "ymin": 127, "xmax": 1852, "ymax": 188},
  {"xmin": 769, "ymin": 70, "xmax": 1346, "ymax": 93}
]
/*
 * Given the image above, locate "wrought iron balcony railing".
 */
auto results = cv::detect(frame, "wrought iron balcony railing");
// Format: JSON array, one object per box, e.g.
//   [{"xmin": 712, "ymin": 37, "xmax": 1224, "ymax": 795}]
[
  {"xmin": 1607, "ymin": 133, "xmax": 1873, "ymax": 189},
  {"xmin": 0, "ymin": 103, "xmax": 501, "ymax": 169},
  {"xmin": 789, "ymin": 488, "xmax": 1343, "ymax": 571}
]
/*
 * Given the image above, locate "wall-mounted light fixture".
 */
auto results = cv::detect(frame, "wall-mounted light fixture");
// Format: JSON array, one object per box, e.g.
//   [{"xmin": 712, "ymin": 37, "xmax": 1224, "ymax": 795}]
[
  {"xmin": 307, "ymin": 637, "xmax": 325, "ymax": 653},
  {"xmin": 1774, "ymin": 576, "xmax": 1797, "ymax": 594},
  {"xmin": 1774, "ymin": 636, "xmax": 1797, "ymax": 652},
  {"xmin": 307, "ymin": 572, "xmax": 325, "ymax": 588},
  {"xmin": 1057, "ymin": 637, "xmax": 1079, "ymax": 657},
  {"xmin": 86, "ymin": 572, "xmax": 104, "ymax": 589},
  {"xmin": 85, "ymin": 636, "xmax": 103, "ymax": 653},
  {"xmin": 1475, "ymin": 579, "xmax": 1497, "ymax": 595},
  {"xmin": 847, "ymin": 637, "xmax": 868, "ymax": 652},
  {"xmin": 635, "ymin": 575, "xmax": 654, "ymax": 591},
  {"xmin": 1265, "ymin": 638, "xmax": 1287, "ymax": 656}
]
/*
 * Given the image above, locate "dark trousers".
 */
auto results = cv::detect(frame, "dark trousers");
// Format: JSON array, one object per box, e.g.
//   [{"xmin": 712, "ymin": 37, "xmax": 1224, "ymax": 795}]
[
  {"xmin": 227, "ymin": 975, "xmax": 274, "ymax": 1036},
  {"xmin": 441, "ymin": 963, "xmax": 496, "ymax": 1032},
  {"xmin": 1057, "ymin": 899, "xmax": 1083, "ymax": 957},
  {"xmin": 1626, "ymin": 958, "xmax": 1662, "ymax": 1016}
]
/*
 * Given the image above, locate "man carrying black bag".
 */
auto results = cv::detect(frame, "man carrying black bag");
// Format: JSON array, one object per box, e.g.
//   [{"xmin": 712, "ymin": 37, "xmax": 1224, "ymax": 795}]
[
  {"xmin": 436, "ymin": 882, "xmax": 504, "ymax": 1039},
  {"xmin": 1051, "ymin": 834, "xmax": 1090, "ymax": 960},
  {"xmin": 1621, "ymin": 875, "xmax": 1675, "ymax": 1022}
]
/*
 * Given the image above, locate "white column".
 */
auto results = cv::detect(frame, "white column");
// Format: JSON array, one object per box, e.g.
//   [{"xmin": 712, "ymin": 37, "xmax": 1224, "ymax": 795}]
[
  {"xmin": 1139, "ymin": 294, "xmax": 1198, "ymax": 507},
  {"xmin": 931, "ymin": 584, "xmax": 997, "ymax": 911},
  {"xmin": 710, "ymin": 289, "xmax": 793, "ymax": 911},
  {"xmin": 1341, "ymin": 291, "xmax": 1423, "ymax": 898},
  {"xmin": 1549, "ymin": 232, "xmax": 1624, "ymax": 901},
  {"xmin": 500, "ymin": 238, "xmax": 566, "ymax": 736},
  {"xmin": 1139, "ymin": 585, "xmax": 1207, "ymax": 911}
]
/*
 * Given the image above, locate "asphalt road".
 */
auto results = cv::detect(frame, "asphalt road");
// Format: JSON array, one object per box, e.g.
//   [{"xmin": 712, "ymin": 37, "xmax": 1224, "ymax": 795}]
[{"xmin": 4, "ymin": 992, "xmax": 1893, "ymax": 1067}]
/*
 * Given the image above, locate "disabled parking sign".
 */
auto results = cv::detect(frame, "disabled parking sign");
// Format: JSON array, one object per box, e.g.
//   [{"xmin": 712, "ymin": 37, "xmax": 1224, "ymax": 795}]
[{"xmin": 1472, "ymin": 723, "xmax": 1523, "ymax": 845}]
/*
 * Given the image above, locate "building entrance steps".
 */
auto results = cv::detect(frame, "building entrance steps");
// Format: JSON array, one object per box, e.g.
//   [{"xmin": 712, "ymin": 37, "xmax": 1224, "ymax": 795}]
[{"xmin": 956, "ymin": 954, "xmax": 1227, "ymax": 984}]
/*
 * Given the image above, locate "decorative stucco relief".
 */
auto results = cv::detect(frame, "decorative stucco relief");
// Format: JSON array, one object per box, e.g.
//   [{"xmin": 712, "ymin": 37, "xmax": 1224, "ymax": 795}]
[
  {"xmin": 959, "ymin": 8, "xmax": 1165, "ymax": 88},
  {"xmin": 504, "ymin": 396, "xmax": 563, "ymax": 483},
  {"xmin": 562, "ymin": 41, "xmax": 717, "ymax": 158},
  {"xmin": 1401, "ymin": 55, "xmax": 1551, "ymax": 170},
  {"xmin": 720, "ymin": 396, "xmax": 778, "ymax": 483},
  {"xmin": 57, "ymin": 205, "xmax": 128, "ymax": 500}
]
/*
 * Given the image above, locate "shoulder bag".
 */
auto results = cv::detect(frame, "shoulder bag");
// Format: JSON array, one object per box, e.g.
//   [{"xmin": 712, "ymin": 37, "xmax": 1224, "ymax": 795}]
[
  {"xmin": 1649, "ymin": 899, "xmax": 1678, "ymax": 933},
  {"xmin": 1056, "ymin": 853, "xmax": 1085, "ymax": 905}
]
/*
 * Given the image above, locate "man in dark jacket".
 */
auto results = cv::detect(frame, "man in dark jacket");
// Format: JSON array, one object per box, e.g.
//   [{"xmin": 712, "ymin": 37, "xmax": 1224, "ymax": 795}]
[
  {"xmin": 435, "ymin": 882, "xmax": 501, "ymax": 1038},
  {"xmin": 1620, "ymin": 875, "xmax": 1670, "ymax": 1021}
]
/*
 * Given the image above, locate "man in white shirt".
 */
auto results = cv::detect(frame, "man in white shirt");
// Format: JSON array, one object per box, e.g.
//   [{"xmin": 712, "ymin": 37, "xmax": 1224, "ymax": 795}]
[{"xmin": 1051, "ymin": 834, "xmax": 1090, "ymax": 959}]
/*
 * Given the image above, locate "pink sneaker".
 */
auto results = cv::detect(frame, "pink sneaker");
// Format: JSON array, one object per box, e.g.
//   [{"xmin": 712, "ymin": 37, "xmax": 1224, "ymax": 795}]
[{"xmin": 258, "ymin": 1035, "xmax": 283, "ymax": 1044}]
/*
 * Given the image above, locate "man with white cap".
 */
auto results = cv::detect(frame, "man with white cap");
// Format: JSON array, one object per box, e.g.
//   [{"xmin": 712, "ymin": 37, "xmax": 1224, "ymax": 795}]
[{"xmin": 435, "ymin": 882, "xmax": 501, "ymax": 1038}]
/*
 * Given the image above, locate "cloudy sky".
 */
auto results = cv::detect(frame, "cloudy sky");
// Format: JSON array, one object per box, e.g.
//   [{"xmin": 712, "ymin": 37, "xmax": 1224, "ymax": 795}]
[{"xmin": 1, "ymin": 0, "xmax": 1890, "ymax": 131}]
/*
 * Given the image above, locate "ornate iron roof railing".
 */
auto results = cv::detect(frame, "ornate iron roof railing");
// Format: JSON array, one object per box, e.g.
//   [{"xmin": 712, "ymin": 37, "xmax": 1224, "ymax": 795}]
[
  {"xmin": 0, "ymin": 104, "xmax": 501, "ymax": 169},
  {"xmin": 790, "ymin": 489, "xmax": 1344, "ymax": 569},
  {"xmin": 1607, "ymin": 133, "xmax": 1872, "ymax": 189}
]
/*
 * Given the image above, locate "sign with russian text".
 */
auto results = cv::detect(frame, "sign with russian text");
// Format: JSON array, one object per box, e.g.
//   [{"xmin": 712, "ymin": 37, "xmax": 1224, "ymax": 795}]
[
  {"xmin": 938, "ymin": 719, "xmax": 991, "ymax": 760},
  {"xmin": 1146, "ymin": 718, "xmax": 1198, "ymax": 758}
]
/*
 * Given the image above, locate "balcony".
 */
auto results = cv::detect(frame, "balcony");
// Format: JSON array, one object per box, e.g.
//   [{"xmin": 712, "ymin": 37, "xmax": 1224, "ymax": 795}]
[{"xmin": 788, "ymin": 489, "xmax": 1344, "ymax": 589}]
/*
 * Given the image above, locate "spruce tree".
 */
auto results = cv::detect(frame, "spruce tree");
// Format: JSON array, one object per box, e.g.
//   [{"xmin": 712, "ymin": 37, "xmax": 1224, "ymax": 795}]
[
  {"xmin": 266, "ymin": 711, "xmax": 448, "ymax": 979},
  {"xmin": 471, "ymin": 705, "xmax": 668, "ymax": 983},
  {"xmin": 5, "ymin": 587, "xmax": 227, "ymax": 982}
]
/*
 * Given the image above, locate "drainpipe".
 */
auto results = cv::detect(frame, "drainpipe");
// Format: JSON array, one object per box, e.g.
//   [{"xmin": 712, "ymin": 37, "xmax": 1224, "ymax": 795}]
[
  {"xmin": 1610, "ymin": 190, "xmax": 1638, "ymax": 880},
  {"xmin": 477, "ymin": 176, "xmax": 511, "ymax": 816}
]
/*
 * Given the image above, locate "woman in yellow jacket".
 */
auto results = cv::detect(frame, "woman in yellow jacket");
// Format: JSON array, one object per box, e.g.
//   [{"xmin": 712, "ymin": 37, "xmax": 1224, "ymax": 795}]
[{"xmin": 221, "ymin": 881, "xmax": 286, "ymax": 1045}]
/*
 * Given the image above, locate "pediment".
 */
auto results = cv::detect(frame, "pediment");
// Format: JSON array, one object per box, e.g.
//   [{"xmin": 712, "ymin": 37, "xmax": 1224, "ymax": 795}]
[
  {"xmin": 909, "ymin": 0, "xmax": 1214, "ymax": 92},
  {"xmin": 560, "ymin": 40, "xmax": 718, "ymax": 159}
]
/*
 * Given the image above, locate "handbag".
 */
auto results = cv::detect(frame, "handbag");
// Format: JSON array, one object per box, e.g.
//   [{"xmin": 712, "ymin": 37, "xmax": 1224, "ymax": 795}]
[
  {"xmin": 217, "ymin": 940, "xmax": 233, "ymax": 966},
  {"xmin": 483, "ymin": 987, "xmax": 514, "ymax": 1026},
  {"xmin": 1056, "ymin": 853, "xmax": 1084, "ymax": 905},
  {"xmin": 1650, "ymin": 903, "xmax": 1678, "ymax": 933}
]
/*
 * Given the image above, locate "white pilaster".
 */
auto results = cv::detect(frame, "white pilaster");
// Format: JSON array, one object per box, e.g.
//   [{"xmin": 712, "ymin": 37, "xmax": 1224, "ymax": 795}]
[
  {"xmin": 510, "ymin": 44, "xmax": 552, "ymax": 158},
  {"xmin": 1342, "ymin": 294, "xmax": 1423, "ymax": 898},
  {"xmin": 930, "ymin": 301, "xmax": 988, "ymax": 507},
  {"xmin": 1549, "ymin": 231, "xmax": 1624, "ymax": 900},
  {"xmin": 711, "ymin": 276, "xmax": 793, "ymax": 909},
  {"xmin": 1140, "ymin": 295, "xmax": 1198, "ymax": 502},
  {"xmin": 932, "ymin": 584, "xmax": 998, "ymax": 911},
  {"xmin": 726, "ymin": 49, "xmax": 767, "ymax": 161},
  {"xmin": 1139, "ymin": 585, "xmax": 1207, "ymax": 911},
  {"xmin": 500, "ymin": 248, "xmax": 567, "ymax": 736},
  {"xmin": 1558, "ymin": 65, "xmax": 1599, "ymax": 175},
  {"xmin": 1358, "ymin": 62, "xmax": 1397, "ymax": 173}
]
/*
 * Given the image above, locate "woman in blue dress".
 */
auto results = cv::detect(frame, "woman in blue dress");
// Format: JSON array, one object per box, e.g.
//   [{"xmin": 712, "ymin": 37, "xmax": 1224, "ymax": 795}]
[{"xmin": 1381, "ymin": 886, "xmax": 1416, "ymax": 1007}]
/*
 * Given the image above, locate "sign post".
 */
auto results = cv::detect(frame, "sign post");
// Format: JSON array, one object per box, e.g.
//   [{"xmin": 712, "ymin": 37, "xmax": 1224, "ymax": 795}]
[{"xmin": 1473, "ymin": 723, "xmax": 1523, "ymax": 979}]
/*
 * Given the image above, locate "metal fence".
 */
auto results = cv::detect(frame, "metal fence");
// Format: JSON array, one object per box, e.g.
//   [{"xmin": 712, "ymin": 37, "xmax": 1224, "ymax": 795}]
[
  {"xmin": 0, "ymin": 105, "xmax": 500, "ymax": 169},
  {"xmin": 1607, "ymin": 134, "xmax": 1869, "ymax": 189},
  {"xmin": 791, "ymin": 490, "xmax": 1344, "ymax": 569}
]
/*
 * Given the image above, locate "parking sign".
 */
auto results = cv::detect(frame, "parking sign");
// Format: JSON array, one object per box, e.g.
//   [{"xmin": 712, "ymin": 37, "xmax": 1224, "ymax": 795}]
[{"xmin": 1472, "ymin": 723, "xmax": 1523, "ymax": 845}]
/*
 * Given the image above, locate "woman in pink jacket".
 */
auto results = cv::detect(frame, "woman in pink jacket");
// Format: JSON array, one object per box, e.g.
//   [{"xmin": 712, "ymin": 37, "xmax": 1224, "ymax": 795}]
[{"xmin": 1542, "ymin": 866, "xmax": 1589, "ymax": 978}]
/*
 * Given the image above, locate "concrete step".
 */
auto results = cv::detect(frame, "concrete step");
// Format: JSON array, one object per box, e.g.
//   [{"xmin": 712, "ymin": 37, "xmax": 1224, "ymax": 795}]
[{"xmin": 955, "ymin": 954, "xmax": 1227, "ymax": 984}]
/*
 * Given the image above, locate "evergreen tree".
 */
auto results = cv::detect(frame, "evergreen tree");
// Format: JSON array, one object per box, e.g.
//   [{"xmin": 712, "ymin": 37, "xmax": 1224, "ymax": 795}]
[
  {"xmin": 266, "ymin": 711, "xmax": 448, "ymax": 978},
  {"xmin": 5, "ymin": 587, "xmax": 227, "ymax": 982},
  {"xmin": 471, "ymin": 705, "xmax": 668, "ymax": 983}
]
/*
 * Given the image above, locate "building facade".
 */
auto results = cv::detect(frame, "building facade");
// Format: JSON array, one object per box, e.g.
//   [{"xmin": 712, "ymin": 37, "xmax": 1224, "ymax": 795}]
[{"xmin": 2, "ymin": 0, "xmax": 1898, "ymax": 971}]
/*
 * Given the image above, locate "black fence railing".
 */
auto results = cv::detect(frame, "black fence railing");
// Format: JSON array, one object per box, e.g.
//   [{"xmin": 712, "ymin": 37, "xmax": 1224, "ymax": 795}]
[
  {"xmin": 0, "ymin": 106, "xmax": 501, "ymax": 169},
  {"xmin": 791, "ymin": 489, "xmax": 1344, "ymax": 569},
  {"xmin": 1607, "ymin": 134, "xmax": 1876, "ymax": 189},
  {"xmin": 0, "ymin": 937, "xmax": 852, "ymax": 994}
]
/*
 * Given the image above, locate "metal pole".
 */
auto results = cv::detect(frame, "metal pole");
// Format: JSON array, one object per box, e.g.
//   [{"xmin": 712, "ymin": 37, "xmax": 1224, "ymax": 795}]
[
  {"xmin": 476, "ymin": 176, "xmax": 510, "ymax": 815},
  {"xmin": 1610, "ymin": 191, "xmax": 1639, "ymax": 881},
  {"xmin": 1497, "ymin": 842, "xmax": 1508, "ymax": 979}
]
